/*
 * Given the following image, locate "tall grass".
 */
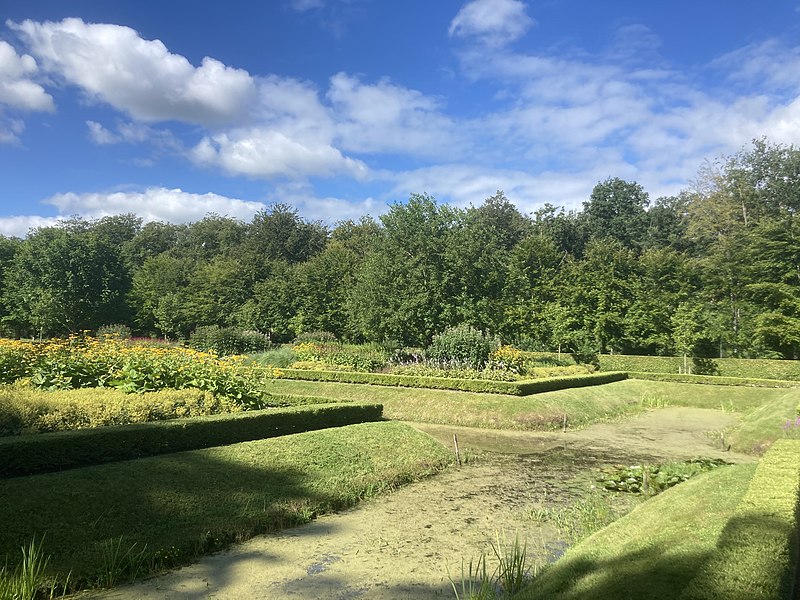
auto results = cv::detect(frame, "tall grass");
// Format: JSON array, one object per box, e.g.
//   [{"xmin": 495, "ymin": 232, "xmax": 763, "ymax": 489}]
[{"xmin": 0, "ymin": 538, "xmax": 67, "ymax": 600}]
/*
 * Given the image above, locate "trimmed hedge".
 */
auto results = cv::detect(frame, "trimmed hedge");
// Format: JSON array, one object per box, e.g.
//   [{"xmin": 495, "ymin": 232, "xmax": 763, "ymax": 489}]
[
  {"xmin": 600, "ymin": 354, "xmax": 800, "ymax": 381},
  {"xmin": 277, "ymin": 368, "xmax": 628, "ymax": 395},
  {"xmin": 0, "ymin": 385, "xmax": 341, "ymax": 437},
  {"xmin": 0, "ymin": 402, "xmax": 383, "ymax": 478},
  {"xmin": 628, "ymin": 371, "xmax": 800, "ymax": 388},
  {"xmin": 680, "ymin": 439, "xmax": 800, "ymax": 599}
]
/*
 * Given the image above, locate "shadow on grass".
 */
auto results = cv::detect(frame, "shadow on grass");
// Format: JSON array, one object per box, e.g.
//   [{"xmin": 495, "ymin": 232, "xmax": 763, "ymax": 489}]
[
  {"xmin": 0, "ymin": 443, "xmax": 378, "ymax": 591},
  {"xmin": 520, "ymin": 512, "xmax": 794, "ymax": 600}
]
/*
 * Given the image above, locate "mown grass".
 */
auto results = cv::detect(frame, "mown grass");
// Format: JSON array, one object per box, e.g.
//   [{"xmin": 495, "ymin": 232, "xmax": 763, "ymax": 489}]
[
  {"xmin": 267, "ymin": 379, "xmax": 786, "ymax": 431},
  {"xmin": 0, "ymin": 421, "xmax": 452, "ymax": 592},
  {"xmin": 515, "ymin": 463, "xmax": 758, "ymax": 600},
  {"xmin": 723, "ymin": 388, "xmax": 800, "ymax": 455}
]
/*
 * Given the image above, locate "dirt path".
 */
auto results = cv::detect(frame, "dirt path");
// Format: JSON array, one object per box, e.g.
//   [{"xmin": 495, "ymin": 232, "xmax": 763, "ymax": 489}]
[{"xmin": 91, "ymin": 408, "xmax": 749, "ymax": 600}]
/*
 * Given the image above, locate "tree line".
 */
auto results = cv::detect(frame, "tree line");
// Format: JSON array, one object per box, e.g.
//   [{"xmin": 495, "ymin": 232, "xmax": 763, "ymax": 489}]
[{"xmin": 2, "ymin": 138, "xmax": 799, "ymax": 359}]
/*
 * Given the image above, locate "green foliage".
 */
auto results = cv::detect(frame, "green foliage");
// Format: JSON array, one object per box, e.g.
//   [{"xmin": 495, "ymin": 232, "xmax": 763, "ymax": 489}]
[
  {"xmin": 187, "ymin": 325, "xmax": 271, "ymax": 355},
  {"xmin": 601, "ymin": 353, "xmax": 800, "ymax": 380},
  {"xmin": 426, "ymin": 324, "xmax": 499, "ymax": 370},
  {"xmin": 277, "ymin": 368, "xmax": 627, "ymax": 395},
  {"xmin": 597, "ymin": 458, "xmax": 729, "ymax": 494},
  {"xmin": 0, "ymin": 337, "xmax": 279, "ymax": 408},
  {"xmin": 247, "ymin": 346, "xmax": 297, "ymax": 368},
  {"xmin": 0, "ymin": 403, "xmax": 383, "ymax": 477},
  {"xmin": 628, "ymin": 371, "xmax": 799, "ymax": 388},
  {"xmin": 97, "ymin": 323, "xmax": 132, "ymax": 340},
  {"xmin": 679, "ymin": 440, "xmax": 800, "ymax": 600},
  {"xmin": 292, "ymin": 341, "xmax": 389, "ymax": 372},
  {"xmin": 0, "ymin": 537, "xmax": 65, "ymax": 600}
]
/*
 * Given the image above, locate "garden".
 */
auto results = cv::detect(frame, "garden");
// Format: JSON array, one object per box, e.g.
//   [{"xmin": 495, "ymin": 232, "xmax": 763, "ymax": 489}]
[{"xmin": 1, "ymin": 327, "xmax": 799, "ymax": 599}]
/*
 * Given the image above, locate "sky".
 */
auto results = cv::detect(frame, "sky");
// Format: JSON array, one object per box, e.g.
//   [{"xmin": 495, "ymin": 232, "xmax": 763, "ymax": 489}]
[{"xmin": 1, "ymin": 0, "xmax": 800, "ymax": 237}]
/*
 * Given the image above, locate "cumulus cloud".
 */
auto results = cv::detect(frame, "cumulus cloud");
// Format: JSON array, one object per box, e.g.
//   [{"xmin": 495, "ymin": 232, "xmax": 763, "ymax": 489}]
[
  {"xmin": 191, "ymin": 127, "xmax": 369, "ymax": 179},
  {"xmin": 0, "ymin": 214, "xmax": 60, "ymax": 238},
  {"xmin": 43, "ymin": 187, "xmax": 266, "ymax": 224},
  {"xmin": 449, "ymin": 0, "xmax": 535, "ymax": 47},
  {"xmin": 9, "ymin": 18, "xmax": 256, "ymax": 126},
  {"xmin": 0, "ymin": 40, "xmax": 54, "ymax": 112}
]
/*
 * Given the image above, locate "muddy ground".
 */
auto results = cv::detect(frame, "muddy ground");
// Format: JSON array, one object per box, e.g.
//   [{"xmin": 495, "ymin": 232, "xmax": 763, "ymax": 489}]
[{"xmin": 90, "ymin": 408, "xmax": 749, "ymax": 600}]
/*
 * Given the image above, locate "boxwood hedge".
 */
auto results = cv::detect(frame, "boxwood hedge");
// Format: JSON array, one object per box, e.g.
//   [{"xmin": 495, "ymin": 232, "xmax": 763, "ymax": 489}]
[
  {"xmin": 277, "ymin": 368, "xmax": 627, "ymax": 395},
  {"xmin": 627, "ymin": 371, "xmax": 799, "ymax": 388},
  {"xmin": 600, "ymin": 354, "xmax": 800, "ymax": 381},
  {"xmin": 0, "ymin": 402, "xmax": 383, "ymax": 478}
]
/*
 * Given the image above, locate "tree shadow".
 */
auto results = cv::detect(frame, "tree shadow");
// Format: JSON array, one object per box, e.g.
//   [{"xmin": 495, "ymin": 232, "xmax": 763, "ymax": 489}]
[
  {"xmin": 0, "ymin": 439, "xmax": 390, "ymax": 591},
  {"xmin": 519, "ymin": 511, "xmax": 795, "ymax": 599}
]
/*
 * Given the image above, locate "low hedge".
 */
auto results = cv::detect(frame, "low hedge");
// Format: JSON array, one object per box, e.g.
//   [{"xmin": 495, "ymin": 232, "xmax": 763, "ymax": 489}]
[
  {"xmin": 628, "ymin": 371, "xmax": 799, "ymax": 388},
  {"xmin": 277, "ymin": 368, "xmax": 627, "ymax": 395},
  {"xmin": 0, "ymin": 385, "xmax": 340, "ymax": 436},
  {"xmin": 680, "ymin": 439, "xmax": 800, "ymax": 599},
  {"xmin": 0, "ymin": 402, "xmax": 383, "ymax": 478},
  {"xmin": 600, "ymin": 354, "xmax": 800, "ymax": 381}
]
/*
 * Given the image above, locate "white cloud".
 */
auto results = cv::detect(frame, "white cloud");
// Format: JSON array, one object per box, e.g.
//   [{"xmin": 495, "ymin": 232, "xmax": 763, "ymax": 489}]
[
  {"xmin": 449, "ymin": 0, "xmax": 535, "ymax": 47},
  {"xmin": 0, "ymin": 40, "xmax": 54, "ymax": 143},
  {"xmin": 289, "ymin": 0, "xmax": 326, "ymax": 11},
  {"xmin": 10, "ymin": 18, "xmax": 256, "ymax": 126},
  {"xmin": 191, "ymin": 127, "xmax": 369, "ymax": 180},
  {"xmin": 713, "ymin": 39, "xmax": 800, "ymax": 95},
  {"xmin": 0, "ymin": 214, "xmax": 60, "ymax": 238},
  {"xmin": 43, "ymin": 187, "xmax": 267, "ymax": 224},
  {"xmin": 328, "ymin": 72, "xmax": 462, "ymax": 157}
]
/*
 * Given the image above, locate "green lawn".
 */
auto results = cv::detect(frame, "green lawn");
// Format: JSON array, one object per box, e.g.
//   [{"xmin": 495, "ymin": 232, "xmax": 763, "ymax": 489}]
[
  {"xmin": 516, "ymin": 463, "xmax": 758, "ymax": 600},
  {"xmin": 267, "ymin": 378, "xmax": 789, "ymax": 431},
  {"xmin": 0, "ymin": 421, "xmax": 452, "ymax": 591}
]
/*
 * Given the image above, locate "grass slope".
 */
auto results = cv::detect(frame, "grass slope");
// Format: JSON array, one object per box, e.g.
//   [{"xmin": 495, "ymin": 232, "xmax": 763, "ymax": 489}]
[
  {"xmin": 267, "ymin": 379, "xmax": 787, "ymax": 431},
  {"xmin": 0, "ymin": 421, "xmax": 452, "ymax": 590},
  {"xmin": 516, "ymin": 463, "xmax": 757, "ymax": 600}
]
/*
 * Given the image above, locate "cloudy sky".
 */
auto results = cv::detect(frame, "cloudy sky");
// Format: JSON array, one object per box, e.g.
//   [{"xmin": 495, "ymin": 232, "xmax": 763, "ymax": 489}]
[{"xmin": 1, "ymin": 0, "xmax": 799, "ymax": 237}]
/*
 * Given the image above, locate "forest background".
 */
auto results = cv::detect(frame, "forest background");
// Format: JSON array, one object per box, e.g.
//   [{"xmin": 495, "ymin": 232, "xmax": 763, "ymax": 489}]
[{"xmin": 2, "ymin": 139, "xmax": 799, "ymax": 361}]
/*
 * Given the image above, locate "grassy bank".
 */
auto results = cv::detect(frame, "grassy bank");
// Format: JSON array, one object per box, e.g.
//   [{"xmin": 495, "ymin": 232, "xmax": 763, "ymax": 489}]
[
  {"xmin": 267, "ymin": 379, "xmax": 786, "ymax": 431},
  {"xmin": 516, "ymin": 462, "xmax": 758, "ymax": 599},
  {"xmin": 0, "ymin": 421, "xmax": 452, "ymax": 592}
]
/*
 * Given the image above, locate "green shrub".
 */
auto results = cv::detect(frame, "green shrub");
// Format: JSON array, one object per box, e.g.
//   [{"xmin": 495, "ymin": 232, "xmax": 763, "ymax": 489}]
[
  {"xmin": 601, "ymin": 354, "xmax": 800, "ymax": 381},
  {"xmin": 680, "ymin": 439, "xmax": 800, "ymax": 599},
  {"xmin": 292, "ymin": 341, "xmax": 388, "ymax": 372},
  {"xmin": 247, "ymin": 346, "xmax": 296, "ymax": 368},
  {"xmin": 0, "ymin": 385, "xmax": 239, "ymax": 436},
  {"xmin": 277, "ymin": 368, "xmax": 627, "ymax": 395},
  {"xmin": 0, "ymin": 402, "xmax": 384, "ymax": 477},
  {"xmin": 97, "ymin": 324, "xmax": 132, "ymax": 340},
  {"xmin": 187, "ymin": 326, "xmax": 271, "ymax": 356},
  {"xmin": 425, "ymin": 324, "xmax": 498, "ymax": 370},
  {"xmin": 628, "ymin": 371, "xmax": 799, "ymax": 388},
  {"xmin": 293, "ymin": 330, "xmax": 338, "ymax": 343}
]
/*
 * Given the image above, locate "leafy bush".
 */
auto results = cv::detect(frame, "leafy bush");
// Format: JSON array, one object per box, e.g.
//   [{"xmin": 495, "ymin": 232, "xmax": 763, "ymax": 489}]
[
  {"xmin": 188, "ymin": 325, "xmax": 271, "ymax": 355},
  {"xmin": 0, "ymin": 384, "xmax": 239, "ymax": 436},
  {"xmin": 0, "ymin": 336, "xmax": 279, "ymax": 408},
  {"xmin": 97, "ymin": 324, "xmax": 132, "ymax": 340},
  {"xmin": 247, "ymin": 346, "xmax": 297, "ymax": 368},
  {"xmin": 293, "ymin": 330, "xmax": 338, "ymax": 343},
  {"xmin": 0, "ymin": 403, "xmax": 384, "ymax": 477},
  {"xmin": 292, "ymin": 341, "xmax": 388, "ymax": 372},
  {"xmin": 487, "ymin": 345, "xmax": 526, "ymax": 374},
  {"xmin": 425, "ymin": 324, "xmax": 498, "ymax": 370}
]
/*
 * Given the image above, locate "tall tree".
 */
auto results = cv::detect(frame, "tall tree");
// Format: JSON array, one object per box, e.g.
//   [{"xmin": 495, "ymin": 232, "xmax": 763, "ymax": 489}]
[{"xmin": 582, "ymin": 177, "xmax": 649, "ymax": 250}]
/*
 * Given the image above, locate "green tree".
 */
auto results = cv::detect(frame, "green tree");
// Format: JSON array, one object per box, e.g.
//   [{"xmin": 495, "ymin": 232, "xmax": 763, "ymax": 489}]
[
  {"xmin": 348, "ymin": 194, "xmax": 457, "ymax": 346},
  {"xmin": 582, "ymin": 177, "xmax": 649, "ymax": 250}
]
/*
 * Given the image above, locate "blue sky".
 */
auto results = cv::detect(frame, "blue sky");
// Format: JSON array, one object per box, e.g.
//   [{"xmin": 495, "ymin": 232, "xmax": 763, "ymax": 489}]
[{"xmin": 1, "ymin": 0, "xmax": 799, "ymax": 237}]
